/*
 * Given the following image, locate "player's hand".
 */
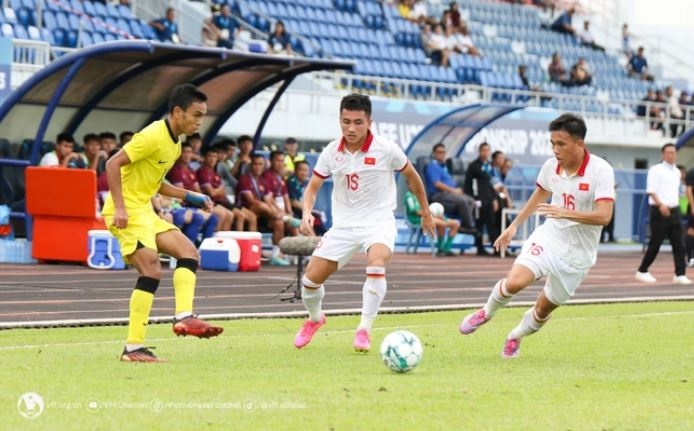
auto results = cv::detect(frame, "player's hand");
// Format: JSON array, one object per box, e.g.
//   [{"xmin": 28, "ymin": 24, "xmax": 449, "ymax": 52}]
[
  {"xmin": 184, "ymin": 191, "xmax": 213, "ymax": 212},
  {"xmin": 421, "ymin": 213, "xmax": 436, "ymax": 240},
  {"xmin": 537, "ymin": 203, "xmax": 564, "ymax": 219},
  {"xmin": 300, "ymin": 212, "xmax": 315, "ymax": 236},
  {"xmin": 113, "ymin": 207, "xmax": 128, "ymax": 229},
  {"xmin": 659, "ymin": 205, "xmax": 671, "ymax": 217},
  {"xmin": 494, "ymin": 225, "xmax": 517, "ymax": 252}
]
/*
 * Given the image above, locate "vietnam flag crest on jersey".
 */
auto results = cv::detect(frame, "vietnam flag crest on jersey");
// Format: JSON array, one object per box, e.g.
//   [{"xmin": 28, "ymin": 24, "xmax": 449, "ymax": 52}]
[
  {"xmin": 364, "ymin": 157, "xmax": 376, "ymax": 165},
  {"xmin": 578, "ymin": 183, "xmax": 589, "ymax": 191}
]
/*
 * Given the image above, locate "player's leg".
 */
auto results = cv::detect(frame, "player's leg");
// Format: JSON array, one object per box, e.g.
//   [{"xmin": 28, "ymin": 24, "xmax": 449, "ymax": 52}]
[
  {"xmin": 294, "ymin": 229, "xmax": 358, "ymax": 348},
  {"xmin": 293, "ymin": 255, "xmax": 337, "ymax": 348},
  {"xmin": 443, "ymin": 218, "xmax": 460, "ymax": 255},
  {"xmin": 157, "ymin": 226, "xmax": 223, "ymax": 339},
  {"xmin": 107, "ymin": 212, "xmax": 165, "ymax": 362},
  {"xmin": 121, "ymin": 245, "xmax": 164, "ymax": 362},
  {"xmin": 502, "ymin": 292, "xmax": 558, "ymax": 358},
  {"xmin": 354, "ymin": 242, "xmax": 392, "ymax": 352},
  {"xmin": 636, "ymin": 208, "xmax": 668, "ymax": 281},
  {"xmin": 503, "ymin": 263, "xmax": 583, "ymax": 358},
  {"xmin": 460, "ymin": 263, "xmax": 536, "ymax": 335},
  {"xmin": 666, "ymin": 214, "xmax": 689, "ymax": 281}
]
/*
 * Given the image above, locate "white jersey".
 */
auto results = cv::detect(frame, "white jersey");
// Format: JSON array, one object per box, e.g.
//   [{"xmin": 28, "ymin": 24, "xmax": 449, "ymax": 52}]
[
  {"xmin": 314, "ymin": 132, "xmax": 409, "ymax": 229},
  {"xmin": 534, "ymin": 150, "xmax": 615, "ymax": 269}
]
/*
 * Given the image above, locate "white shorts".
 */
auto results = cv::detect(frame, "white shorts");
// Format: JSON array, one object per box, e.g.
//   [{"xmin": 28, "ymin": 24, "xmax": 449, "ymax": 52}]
[
  {"xmin": 514, "ymin": 229, "xmax": 590, "ymax": 305},
  {"xmin": 312, "ymin": 223, "xmax": 396, "ymax": 270}
]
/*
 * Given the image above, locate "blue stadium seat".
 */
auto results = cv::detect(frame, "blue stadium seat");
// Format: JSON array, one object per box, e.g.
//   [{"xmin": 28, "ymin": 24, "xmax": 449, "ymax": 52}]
[
  {"xmin": 69, "ymin": 0, "xmax": 84, "ymax": 14},
  {"xmin": 106, "ymin": 3, "xmax": 120, "ymax": 18},
  {"xmin": 91, "ymin": 31, "xmax": 105, "ymax": 44},
  {"xmin": 93, "ymin": 1, "xmax": 107, "ymax": 18},
  {"xmin": 129, "ymin": 19, "xmax": 143, "ymax": 38},
  {"xmin": 13, "ymin": 23, "xmax": 28, "ymax": 40},
  {"xmin": 81, "ymin": 31, "xmax": 94, "ymax": 47},
  {"xmin": 27, "ymin": 25, "xmax": 41, "ymax": 40},
  {"xmin": 51, "ymin": 27, "xmax": 66, "ymax": 46},
  {"xmin": 15, "ymin": 7, "xmax": 33, "ymax": 27},
  {"xmin": 117, "ymin": 4, "xmax": 133, "ymax": 19},
  {"xmin": 82, "ymin": 0, "xmax": 96, "ymax": 17},
  {"xmin": 66, "ymin": 29, "xmax": 78, "ymax": 47}
]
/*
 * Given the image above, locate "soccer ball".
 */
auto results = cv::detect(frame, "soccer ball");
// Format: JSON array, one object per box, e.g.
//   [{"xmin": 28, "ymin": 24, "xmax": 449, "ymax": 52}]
[
  {"xmin": 380, "ymin": 330, "xmax": 423, "ymax": 373},
  {"xmin": 428, "ymin": 202, "xmax": 444, "ymax": 218}
]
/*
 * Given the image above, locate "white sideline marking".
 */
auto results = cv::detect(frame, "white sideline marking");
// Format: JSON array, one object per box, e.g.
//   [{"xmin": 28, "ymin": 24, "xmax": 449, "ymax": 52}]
[{"xmin": 0, "ymin": 308, "xmax": 693, "ymax": 351}]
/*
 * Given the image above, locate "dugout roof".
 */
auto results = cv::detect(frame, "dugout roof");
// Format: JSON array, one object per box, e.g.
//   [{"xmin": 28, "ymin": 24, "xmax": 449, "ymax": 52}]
[{"xmin": 0, "ymin": 40, "xmax": 353, "ymax": 164}]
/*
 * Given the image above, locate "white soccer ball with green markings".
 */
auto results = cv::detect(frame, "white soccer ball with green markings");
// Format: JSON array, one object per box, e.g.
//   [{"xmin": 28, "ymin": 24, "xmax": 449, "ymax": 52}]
[
  {"xmin": 380, "ymin": 330, "xmax": 423, "ymax": 373},
  {"xmin": 429, "ymin": 202, "xmax": 444, "ymax": 218}
]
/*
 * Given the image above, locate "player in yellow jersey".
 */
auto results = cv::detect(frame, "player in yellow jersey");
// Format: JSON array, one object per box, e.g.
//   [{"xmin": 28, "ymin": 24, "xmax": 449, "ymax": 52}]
[{"xmin": 102, "ymin": 83, "xmax": 223, "ymax": 363}]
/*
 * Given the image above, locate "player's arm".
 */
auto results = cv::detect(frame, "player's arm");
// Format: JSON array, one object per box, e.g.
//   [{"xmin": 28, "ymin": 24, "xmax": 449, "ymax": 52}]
[
  {"xmin": 401, "ymin": 162, "xmax": 435, "ymax": 238},
  {"xmin": 494, "ymin": 186, "xmax": 551, "ymax": 251},
  {"xmin": 105, "ymin": 149, "xmax": 131, "ymax": 228},
  {"xmin": 537, "ymin": 199, "xmax": 613, "ymax": 226},
  {"xmin": 159, "ymin": 182, "xmax": 213, "ymax": 212},
  {"xmin": 300, "ymin": 175, "xmax": 325, "ymax": 235}
]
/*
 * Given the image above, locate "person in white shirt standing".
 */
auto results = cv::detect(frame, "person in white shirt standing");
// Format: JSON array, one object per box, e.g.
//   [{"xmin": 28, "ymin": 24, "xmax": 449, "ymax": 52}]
[
  {"xmin": 635, "ymin": 143, "xmax": 691, "ymax": 285},
  {"xmin": 293, "ymin": 94, "xmax": 435, "ymax": 352},
  {"xmin": 459, "ymin": 113, "xmax": 615, "ymax": 358}
]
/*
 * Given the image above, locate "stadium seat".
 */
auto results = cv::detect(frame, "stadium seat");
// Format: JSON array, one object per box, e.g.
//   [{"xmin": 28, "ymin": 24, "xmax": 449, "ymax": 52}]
[
  {"xmin": 1, "ymin": 23, "xmax": 14, "ymax": 38},
  {"xmin": 3, "ymin": 7, "xmax": 17, "ymax": 24}
]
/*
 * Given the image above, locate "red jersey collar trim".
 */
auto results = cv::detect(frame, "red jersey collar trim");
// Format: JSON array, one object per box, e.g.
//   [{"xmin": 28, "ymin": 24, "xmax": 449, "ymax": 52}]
[
  {"xmin": 555, "ymin": 149, "xmax": 590, "ymax": 176},
  {"xmin": 337, "ymin": 131, "xmax": 374, "ymax": 153}
]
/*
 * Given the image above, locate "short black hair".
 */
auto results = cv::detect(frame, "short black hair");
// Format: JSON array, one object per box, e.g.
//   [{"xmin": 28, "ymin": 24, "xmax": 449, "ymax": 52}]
[
  {"xmin": 548, "ymin": 113, "xmax": 587, "ymax": 140},
  {"xmin": 491, "ymin": 150, "xmax": 504, "ymax": 161},
  {"xmin": 83, "ymin": 133, "xmax": 99, "ymax": 144},
  {"xmin": 168, "ymin": 83, "xmax": 207, "ymax": 114},
  {"xmin": 201, "ymin": 145, "xmax": 217, "ymax": 156},
  {"xmin": 294, "ymin": 160, "xmax": 309, "ymax": 171},
  {"xmin": 662, "ymin": 143, "xmax": 676, "ymax": 153},
  {"xmin": 99, "ymin": 131, "xmax": 116, "ymax": 141},
  {"xmin": 432, "ymin": 143, "xmax": 445, "ymax": 153},
  {"xmin": 186, "ymin": 133, "xmax": 202, "ymax": 144},
  {"xmin": 237, "ymin": 135, "xmax": 253, "ymax": 144},
  {"xmin": 340, "ymin": 93, "xmax": 371, "ymax": 117},
  {"xmin": 119, "ymin": 130, "xmax": 133, "ymax": 141},
  {"xmin": 56, "ymin": 132, "xmax": 74, "ymax": 143},
  {"xmin": 269, "ymin": 150, "xmax": 284, "ymax": 161},
  {"xmin": 285, "ymin": 137, "xmax": 297, "ymax": 144}
]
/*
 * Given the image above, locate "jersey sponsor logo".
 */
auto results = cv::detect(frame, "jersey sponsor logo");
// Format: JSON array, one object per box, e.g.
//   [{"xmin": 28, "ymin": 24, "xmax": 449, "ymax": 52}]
[
  {"xmin": 578, "ymin": 183, "xmax": 589, "ymax": 191},
  {"xmin": 158, "ymin": 160, "xmax": 167, "ymax": 164},
  {"xmin": 364, "ymin": 157, "xmax": 376, "ymax": 165}
]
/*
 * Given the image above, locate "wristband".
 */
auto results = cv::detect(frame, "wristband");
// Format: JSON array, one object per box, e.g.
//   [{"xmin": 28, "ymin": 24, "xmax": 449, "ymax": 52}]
[{"xmin": 185, "ymin": 192, "xmax": 210, "ymax": 208}]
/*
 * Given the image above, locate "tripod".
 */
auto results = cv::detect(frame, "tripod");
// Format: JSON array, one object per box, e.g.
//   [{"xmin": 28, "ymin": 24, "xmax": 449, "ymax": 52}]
[{"xmin": 278, "ymin": 255, "xmax": 305, "ymax": 302}]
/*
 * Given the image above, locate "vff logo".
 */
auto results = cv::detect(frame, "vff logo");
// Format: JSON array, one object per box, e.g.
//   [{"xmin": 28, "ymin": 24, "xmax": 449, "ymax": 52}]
[{"xmin": 17, "ymin": 392, "xmax": 45, "ymax": 419}]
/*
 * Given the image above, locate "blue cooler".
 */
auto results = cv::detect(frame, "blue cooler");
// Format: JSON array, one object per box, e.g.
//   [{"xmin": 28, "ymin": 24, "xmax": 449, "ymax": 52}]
[
  {"xmin": 87, "ymin": 230, "xmax": 125, "ymax": 270},
  {"xmin": 199, "ymin": 237, "xmax": 240, "ymax": 271}
]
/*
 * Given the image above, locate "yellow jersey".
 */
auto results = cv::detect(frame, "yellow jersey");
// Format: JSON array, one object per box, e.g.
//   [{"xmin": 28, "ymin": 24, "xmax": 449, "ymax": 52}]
[{"xmin": 102, "ymin": 120, "xmax": 181, "ymax": 217}]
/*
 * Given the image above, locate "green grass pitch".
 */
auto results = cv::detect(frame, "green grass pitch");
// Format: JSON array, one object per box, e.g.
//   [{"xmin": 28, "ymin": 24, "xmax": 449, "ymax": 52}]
[{"xmin": 1, "ymin": 302, "xmax": 693, "ymax": 430}]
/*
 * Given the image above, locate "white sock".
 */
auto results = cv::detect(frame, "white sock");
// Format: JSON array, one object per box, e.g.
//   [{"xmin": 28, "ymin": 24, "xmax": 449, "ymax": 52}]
[
  {"xmin": 301, "ymin": 276, "xmax": 324, "ymax": 322},
  {"xmin": 175, "ymin": 311, "xmax": 193, "ymax": 321},
  {"xmin": 272, "ymin": 245, "xmax": 280, "ymax": 258},
  {"xmin": 125, "ymin": 343, "xmax": 144, "ymax": 352},
  {"xmin": 507, "ymin": 307, "xmax": 549, "ymax": 340},
  {"xmin": 482, "ymin": 279, "xmax": 513, "ymax": 317},
  {"xmin": 358, "ymin": 267, "xmax": 387, "ymax": 332}
]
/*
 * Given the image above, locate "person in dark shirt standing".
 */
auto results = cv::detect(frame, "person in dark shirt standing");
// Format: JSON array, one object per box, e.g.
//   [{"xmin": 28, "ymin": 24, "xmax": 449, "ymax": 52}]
[{"xmin": 464, "ymin": 142, "xmax": 499, "ymax": 256}]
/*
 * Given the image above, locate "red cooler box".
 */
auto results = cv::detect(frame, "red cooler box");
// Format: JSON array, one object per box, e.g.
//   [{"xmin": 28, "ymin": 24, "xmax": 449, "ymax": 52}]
[{"xmin": 214, "ymin": 231, "xmax": 261, "ymax": 271}]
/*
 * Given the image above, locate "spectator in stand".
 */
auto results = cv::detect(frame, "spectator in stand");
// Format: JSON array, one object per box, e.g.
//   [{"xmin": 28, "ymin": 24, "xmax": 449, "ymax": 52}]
[
  {"xmin": 636, "ymin": 88, "xmax": 659, "ymax": 125},
  {"xmin": 231, "ymin": 134, "xmax": 253, "ymax": 179},
  {"xmin": 454, "ymin": 24, "xmax": 481, "ymax": 57},
  {"xmin": 237, "ymin": 153, "xmax": 291, "ymax": 266},
  {"xmin": 39, "ymin": 133, "xmax": 85, "ymax": 168},
  {"xmin": 427, "ymin": 24, "xmax": 450, "ymax": 67},
  {"xmin": 99, "ymin": 131, "xmax": 118, "ymax": 154},
  {"xmin": 628, "ymin": 46, "xmax": 654, "ymax": 81},
  {"xmin": 518, "ymin": 64, "xmax": 540, "ymax": 92},
  {"xmin": 262, "ymin": 150, "xmax": 301, "ymax": 237},
  {"xmin": 408, "ymin": 0, "xmax": 430, "ymax": 26},
  {"xmin": 149, "ymin": 7, "xmax": 182, "ymax": 44},
  {"xmin": 167, "ymin": 142, "xmax": 233, "ymax": 232},
  {"xmin": 283, "ymin": 137, "xmax": 305, "ymax": 179},
  {"xmin": 287, "ymin": 160, "xmax": 326, "ymax": 235},
  {"xmin": 447, "ymin": 1, "xmax": 462, "ymax": 28},
  {"xmin": 119, "ymin": 130, "xmax": 133, "ymax": 148},
  {"xmin": 567, "ymin": 57, "xmax": 592, "ymax": 87},
  {"xmin": 665, "ymin": 86, "xmax": 685, "ymax": 138},
  {"xmin": 550, "ymin": 7, "xmax": 576, "ymax": 36},
  {"xmin": 397, "ymin": 0, "xmax": 413, "ymax": 19},
  {"xmin": 622, "ymin": 23, "xmax": 632, "ymax": 58},
  {"xmin": 83, "ymin": 133, "xmax": 108, "ymax": 174},
  {"xmin": 268, "ymin": 20, "xmax": 293, "ymax": 55},
  {"xmin": 206, "ymin": 4, "xmax": 239, "ymax": 49},
  {"xmin": 547, "ymin": 51, "xmax": 569, "ymax": 85},
  {"xmin": 577, "ymin": 20, "xmax": 605, "ymax": 52}
]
